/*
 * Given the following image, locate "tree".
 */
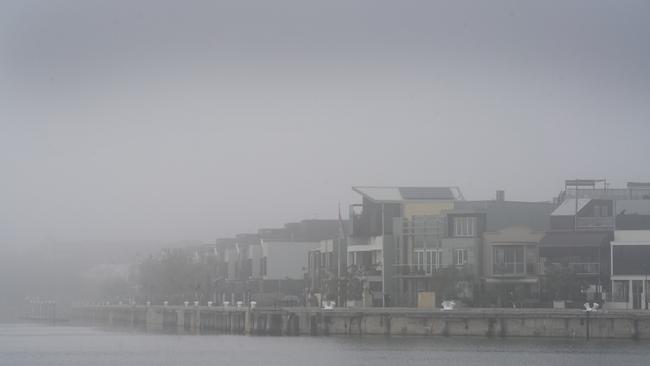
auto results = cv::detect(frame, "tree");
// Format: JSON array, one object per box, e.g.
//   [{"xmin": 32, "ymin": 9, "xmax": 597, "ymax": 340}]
[{"xmin": 542, "ymin": 264, "xmax": 590, "ymax": 303}]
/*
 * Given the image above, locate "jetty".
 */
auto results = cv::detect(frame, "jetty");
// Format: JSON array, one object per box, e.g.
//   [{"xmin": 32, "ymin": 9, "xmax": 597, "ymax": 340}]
[{"xmin": 70, "ymin": 305, "xmax": 650, "ymax": 339}]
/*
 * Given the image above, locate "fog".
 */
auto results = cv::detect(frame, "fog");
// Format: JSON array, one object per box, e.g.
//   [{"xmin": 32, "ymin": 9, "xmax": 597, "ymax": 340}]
[{"xmin": 1, "ymin": 0, "xmax": 649, "ymax": 319}]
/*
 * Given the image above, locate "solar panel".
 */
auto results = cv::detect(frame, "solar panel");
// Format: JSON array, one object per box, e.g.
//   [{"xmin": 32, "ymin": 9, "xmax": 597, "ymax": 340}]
[{"xmin": 398, "ymin": 187, "xmax": 454, "ymax": 200}]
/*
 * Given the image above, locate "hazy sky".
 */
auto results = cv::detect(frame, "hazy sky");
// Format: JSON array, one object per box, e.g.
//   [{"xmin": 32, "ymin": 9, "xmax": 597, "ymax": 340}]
[{"xmin": 1, "ymin": 0, "xmax": 649, "ymax": 245}]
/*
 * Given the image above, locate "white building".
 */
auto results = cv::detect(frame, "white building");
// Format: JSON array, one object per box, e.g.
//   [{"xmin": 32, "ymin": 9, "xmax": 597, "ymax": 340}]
[{"xmin": 609, "ymin": 230, "xmax": 650, "ymax": 310}]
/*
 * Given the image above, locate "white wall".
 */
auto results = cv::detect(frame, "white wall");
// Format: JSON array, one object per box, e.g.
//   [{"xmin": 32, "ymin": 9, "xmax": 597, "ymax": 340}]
[
  {"xmin": 248, "ymin": 244, "xmax": 263, "ymax": 278},
  {"xmin": 261, "ymin": 241, "xmax": 320, "ymax": 280},
  {"xmin": 614, "ymin": 230, "xmax": 650, "ymax": 243}
]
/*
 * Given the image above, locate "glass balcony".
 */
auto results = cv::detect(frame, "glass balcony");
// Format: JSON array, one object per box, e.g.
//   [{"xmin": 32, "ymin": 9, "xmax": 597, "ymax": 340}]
[
  {"xmin": 575, "ymin": 216, "xmax": 615, "ymax": 231},
  {"xmin": 568, "ymin": 262, "xmax": 600, "ymax": 275}
]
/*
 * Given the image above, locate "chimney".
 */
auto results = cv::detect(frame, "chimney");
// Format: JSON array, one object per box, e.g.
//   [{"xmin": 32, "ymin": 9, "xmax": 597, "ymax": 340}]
[{"xmin": 496, "ymin": 190, "xmax": 505, "ymax": 202}]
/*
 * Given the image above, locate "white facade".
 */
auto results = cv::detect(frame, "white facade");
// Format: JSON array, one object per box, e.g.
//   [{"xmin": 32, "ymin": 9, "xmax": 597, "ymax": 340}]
[
  {"xmin": 248, "ymin": 244, "xmax": 263, "ymax": 278},
  {"xmin": 609, "ymin": 230, "xmax": 650, "ymax": 310},
  {"xmin": 260, "ymin": 240, "xmax": 320, "ymax": 280}
]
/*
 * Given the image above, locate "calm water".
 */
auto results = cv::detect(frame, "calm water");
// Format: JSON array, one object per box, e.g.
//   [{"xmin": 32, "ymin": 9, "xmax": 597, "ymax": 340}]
[{"xmin": 1, "ymin": 323, "xmax": 649, "ymax": 366}]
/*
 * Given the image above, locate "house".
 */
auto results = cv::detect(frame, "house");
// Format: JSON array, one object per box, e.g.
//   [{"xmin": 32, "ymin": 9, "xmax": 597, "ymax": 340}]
[
  {"xmin": 307, "ymin": 238, "xmax": 347, "ymax": 303},
  {"xmin": 259, "ymin": 240, "xmax": 319, "ymax": 280},
  {"xmin": 483, "ymin": 226, "xmax": 545, "ymax": 307},
  {"xmin": 349, "ymin": 186, "xmax": 464, "ymax": 306},
  {"xmin": 539, "ymin": 180, "xmax": 650, "ymax": 306},
  {"xmin": 393, "ymin": 190, "xmax": 555, "ymax": 307}
]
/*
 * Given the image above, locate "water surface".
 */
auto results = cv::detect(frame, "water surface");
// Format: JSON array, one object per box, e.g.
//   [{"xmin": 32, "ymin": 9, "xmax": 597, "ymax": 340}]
[{"xmin": 1, "ymin": 323, "xmax": 648, "ymax": 366}]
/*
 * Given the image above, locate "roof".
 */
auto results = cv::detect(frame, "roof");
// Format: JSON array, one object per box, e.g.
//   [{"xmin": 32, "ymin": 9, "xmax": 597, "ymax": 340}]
[
  {"xmin": 454, "ymin": 200, "xmax": 556, "ymax": 232},
  {"xmin": 352, "ymin": 186, "xmax": 463, "ymax": 202},
  {"xmin": 551, "ymin": 199, "xmax": 591, "ymax": 216},
  {"xmin": 258, "ymin": 219, "xmax": 346, "ymax": 242},
  {"xmin": 539, "ymin": 231, "xmax": 612, "ymax": 248}
]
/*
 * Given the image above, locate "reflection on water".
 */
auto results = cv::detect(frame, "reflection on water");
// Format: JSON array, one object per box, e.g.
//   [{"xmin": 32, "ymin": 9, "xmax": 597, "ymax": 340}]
[{"xmin": 1, "ymin": 323, "xmax": 649, "ymax": 366}]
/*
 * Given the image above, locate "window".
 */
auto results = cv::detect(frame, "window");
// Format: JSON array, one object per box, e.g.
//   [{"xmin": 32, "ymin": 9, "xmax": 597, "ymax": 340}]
[
  {"xmin": 493, "ymin": 246, "xmax": 525, "ymax": 275},
  {"xmin": 260, "ymin": 257, "xmax": 267, "ymax": 276},
  {"xmin": 321, "ymin": 252, "xmax": 331, "ymax": 267},
  {"xmin": 612, "ymin": 280, "xmax": 629, "ymax": 302},
  {"xmin": 593, "ymin": 205, "xmax": 609, "ymax": 217},
  {"xmin": 427, "ymin": 250, "xmax": 441, "ymax": 272},
  {"xmin": 454, "ymin": 249, "xmax": 468, "ymax": 266},
  {"xmin": 414, "ymin": 249, "xmax": 441, "ymax": 274},
  {"xmin": 454, "ymin": 217, "xmax": 476, "ymax": 237},
  {"xmin": 415, "ymin": 250, "xmax": 425, "ymax": 272}
]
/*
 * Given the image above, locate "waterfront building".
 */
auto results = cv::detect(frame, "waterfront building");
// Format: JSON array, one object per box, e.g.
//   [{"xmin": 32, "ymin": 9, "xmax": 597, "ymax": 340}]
[
  {"xmin": 307, "ymin": 238, "xmax": 348, "ymax": 305},
  {"xmin": 393, "ymin": 191, "xmax": 554, "ymax": 307},
  {"xmin": 539, "ymin": 180, "xmax": 650, "ymax": 306},
  {"xmin": 482, "ymin": 226, "xmax": 545, "ymax": 307},
  {"xmin": 349, "ymin": 186, "xmax": 464, "ymax": 306}
]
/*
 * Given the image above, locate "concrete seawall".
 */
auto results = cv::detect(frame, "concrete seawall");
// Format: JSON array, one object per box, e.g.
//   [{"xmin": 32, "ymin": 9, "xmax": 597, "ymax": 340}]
[{"xmin": 70, "ymin": 306, "xmax": 650, "ymax": 340}]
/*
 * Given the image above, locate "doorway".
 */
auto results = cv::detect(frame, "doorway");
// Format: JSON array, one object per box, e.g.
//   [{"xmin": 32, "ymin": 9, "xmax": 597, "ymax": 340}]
[{"xmin": 632, "ymin": 280, "xmax": 643, "ymax": 309}]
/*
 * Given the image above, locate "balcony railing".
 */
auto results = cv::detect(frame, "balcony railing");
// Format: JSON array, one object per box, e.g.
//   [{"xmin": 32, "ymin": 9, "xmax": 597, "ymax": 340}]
[
  {"xmin": 492, "ymin": 262, "xmax": 539, "ymax": 276},
  {"xmin": 349, "ymin": 263, "xmax": 383, "ymax": 276},
  {"xmin": 568, "ymin": 262, "xmax": 600, "ymax": 275},
  {"xmin": 392, "ymin": 264, "xmax": 475, "ymax": 277},
  {"xmin": 564, "ymin": 188, "xmax": 650, "ymax": 200},
  {"xmin": 493, "ymin": 262, "xmax": 525, "ymax": 276},
  {"xmin": 393, "ymin": 264, "xmax": 442, "ymax": 276},
  {"xmin": 575, "ymin": 216, "xmax": 615, "ymax": 231}
]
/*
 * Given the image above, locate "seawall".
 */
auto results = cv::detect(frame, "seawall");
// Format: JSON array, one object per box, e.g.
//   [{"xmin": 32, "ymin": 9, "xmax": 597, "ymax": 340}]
[{"xmin": 70, "ymin": 305, "xmax": 650, "ymax": 340}]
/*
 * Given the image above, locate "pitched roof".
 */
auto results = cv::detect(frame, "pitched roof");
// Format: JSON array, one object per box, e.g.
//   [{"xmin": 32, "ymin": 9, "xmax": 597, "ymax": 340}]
[{"xmin": 352, "ymin": 186, "xmax": 463, "ymax": 202}]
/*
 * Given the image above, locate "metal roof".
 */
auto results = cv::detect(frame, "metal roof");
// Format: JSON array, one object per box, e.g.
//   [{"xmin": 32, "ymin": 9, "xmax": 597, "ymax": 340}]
[
  {"xmin": 352, "ymin": 186, "xmax": 463, "ymax": 202},
  {"xmin": 539, "ymin": 231, "xmax": 612, "ymax": 248}
]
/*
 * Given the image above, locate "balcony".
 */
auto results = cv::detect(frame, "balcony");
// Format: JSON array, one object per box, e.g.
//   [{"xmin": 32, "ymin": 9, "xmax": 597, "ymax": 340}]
[
  {"xmin": 349, "ymin": 263, "xmax": 383, "ymax": 278},
  {"xmin": 393, "ymin": 264, "xmax": 440, "ymax": 277},
  {"xmin": 575, "ymin": 216, "xmax": 615, "ymax": 231},
  {"xmin": 568, "ymin": 262, "xmax": 600, "ymax": 275},
  {"xmin": 493, "ymin": 262, "xmax": 525, "ymax": 277}
]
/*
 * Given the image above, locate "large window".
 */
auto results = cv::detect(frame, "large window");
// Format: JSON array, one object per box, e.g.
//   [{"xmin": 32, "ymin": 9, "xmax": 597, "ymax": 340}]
[
  {"xmin": 454, "ymin": 217, "xmax": 476, "ymax": 237},
  {"xmin": 321, "ymin": 252, "xmax": 332, "ymax": 267},
  {"xmin": 414, "ymin": 249, "xmax": 441, "ymax": 274},
  {"xmin": 454, "ymin": 249, "xmax": 468, "ymax": 266},
  {"xmin": 493, "ymin": 246, "xmax": 525, "ymax": 275},
  {"xmin": 612, "ymin": 280, "xmax": 629, "ymax": 302}
]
